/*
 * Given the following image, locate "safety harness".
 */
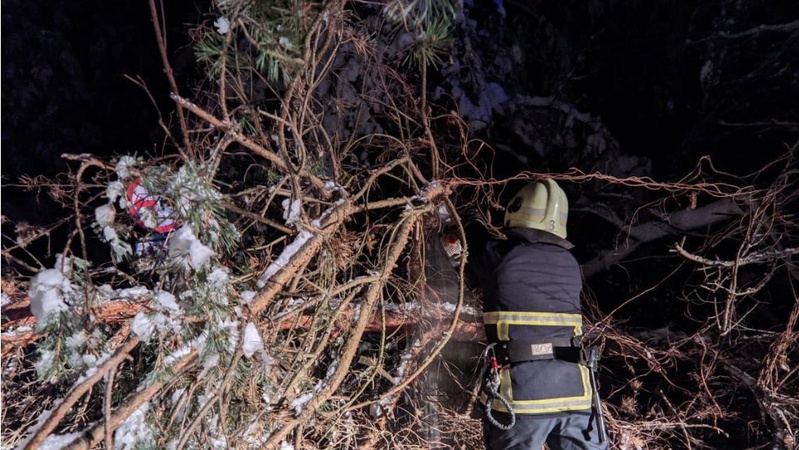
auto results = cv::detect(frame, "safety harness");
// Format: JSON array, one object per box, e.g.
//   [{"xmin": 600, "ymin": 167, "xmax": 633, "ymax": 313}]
[{"xmin": 481, "ymin": 338, "xmax": 608, "ymax": 443}]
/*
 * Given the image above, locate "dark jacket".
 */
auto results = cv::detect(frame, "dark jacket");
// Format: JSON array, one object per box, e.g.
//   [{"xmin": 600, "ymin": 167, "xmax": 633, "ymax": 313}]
[{"xmin": 466, "ymin": 222, "xmax": 592, "ymax": 414}]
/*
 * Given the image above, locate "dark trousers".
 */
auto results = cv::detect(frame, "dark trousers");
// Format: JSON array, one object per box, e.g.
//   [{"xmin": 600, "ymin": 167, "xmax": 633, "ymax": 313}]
[{"xmin": 484, "ymin": 411, "xmax": 608, "ymax": 450}]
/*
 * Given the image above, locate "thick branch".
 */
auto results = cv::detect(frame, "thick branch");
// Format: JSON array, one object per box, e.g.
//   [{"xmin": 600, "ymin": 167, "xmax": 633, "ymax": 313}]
[
  {"xmin": 673, "ymin": 243, "xmax": 798, "ymax": 268},
  {"xmin": 262, "ymin": 213, "xmax": 420, "ymax": 449},
  {"xmin": 582, "ymin": 199, "xmax": 744, "ymax": 278},
  {"xmin": 718, "ymin": 20, "xmax": 799, "ymax": 39},
  {"xmin": 2, "ymin": 295, "xmax": 482, "ymax": 356},
  {"xmin": 63, "ymin": 349, "xmax": 198, "ymax": 450}
]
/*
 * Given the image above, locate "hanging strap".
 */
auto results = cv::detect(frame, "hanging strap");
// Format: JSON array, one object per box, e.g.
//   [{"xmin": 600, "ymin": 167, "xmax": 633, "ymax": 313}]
[
  {"xmin": 484, "ymin": 360, "xmax": 516, "ymax": 430},
  {"xmin": 581, "ymin": 345, "xmax": 608, "ymax": 443},
  {"xmin": 481, "ymin": 344, "xmax": 516, "ymax": 430}
]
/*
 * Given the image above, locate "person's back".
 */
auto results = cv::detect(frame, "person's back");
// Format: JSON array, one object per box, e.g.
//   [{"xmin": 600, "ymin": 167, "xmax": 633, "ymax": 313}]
[{"xmin": 465, "ymin": 180, "xmax": 608, "ymax": 450}]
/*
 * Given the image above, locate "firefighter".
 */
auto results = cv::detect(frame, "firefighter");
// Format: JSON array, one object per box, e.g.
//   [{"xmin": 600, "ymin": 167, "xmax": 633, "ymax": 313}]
[{"xmin": 464, "ymin": 179, "xmax": 608, "ymax": 450}]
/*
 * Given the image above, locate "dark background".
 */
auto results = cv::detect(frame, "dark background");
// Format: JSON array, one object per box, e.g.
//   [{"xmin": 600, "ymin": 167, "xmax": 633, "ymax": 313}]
[
  {"xmin": 1, "ymin": 0, "xmax": 204, "ymax": 224},
  {"xmin": 2, "ymin": 0, "xmax": 798, "ymax": 232}
]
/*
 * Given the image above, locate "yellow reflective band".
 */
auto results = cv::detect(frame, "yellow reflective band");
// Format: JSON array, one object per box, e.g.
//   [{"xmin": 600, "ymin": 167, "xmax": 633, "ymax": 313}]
[
  {"xmin": 497, "ymin": 322, "xmax": 509, "ymax": 341},
  {"xmin": 481, "ymin": 395, "xmax": 592, "ymax": 414},
  {"xmin": 485, "ymin": 310, "xmax": 584, "ymax": 342},
  {"xmin": 498, "ymin": 395, "xmax": 593, "ymax": 414},
  {"xmin": 483, "ymin": 311, "xmax": 583, "ymax": 327},
  {"xmin": 501, "ymin": 366, "xmax": 513, "ymax": 402},
  {"xmin": 517, "ymin": 206, "xmax": 545, "ymax": 220}
]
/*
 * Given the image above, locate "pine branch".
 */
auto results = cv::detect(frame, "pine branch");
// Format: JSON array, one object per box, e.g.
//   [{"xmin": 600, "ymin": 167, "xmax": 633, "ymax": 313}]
[{"xmin": 23, "ymin": 337, "xmax": 141, "ymax": 450}]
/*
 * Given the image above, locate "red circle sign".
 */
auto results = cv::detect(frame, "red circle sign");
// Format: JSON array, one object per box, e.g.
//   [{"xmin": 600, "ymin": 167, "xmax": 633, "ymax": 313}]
[{"xmin": 126, "ymin": 179, "xmax": 177, "ymax": 233}]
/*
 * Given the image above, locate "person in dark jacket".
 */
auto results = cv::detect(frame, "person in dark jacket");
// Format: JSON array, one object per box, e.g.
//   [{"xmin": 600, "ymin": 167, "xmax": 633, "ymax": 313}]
[{"xmin": 465, "ymin": 179, "xmax": 608, "ymax": 450}]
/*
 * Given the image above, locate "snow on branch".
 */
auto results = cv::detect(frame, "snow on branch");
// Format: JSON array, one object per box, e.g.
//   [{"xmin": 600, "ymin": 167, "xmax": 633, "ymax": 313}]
[
  {"xmin": 581, "ymin": 198, "xmax": 745, "ymax": 278},
  {"xmin": 717, "ymin": 20, "xmax": 799, "ymax": 39}
]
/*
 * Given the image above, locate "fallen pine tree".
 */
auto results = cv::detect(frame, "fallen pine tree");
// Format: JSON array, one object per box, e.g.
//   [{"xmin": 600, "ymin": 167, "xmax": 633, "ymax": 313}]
[{"xmin": 2, "ymin": 1, "xmax": 797, "ymax": 449}]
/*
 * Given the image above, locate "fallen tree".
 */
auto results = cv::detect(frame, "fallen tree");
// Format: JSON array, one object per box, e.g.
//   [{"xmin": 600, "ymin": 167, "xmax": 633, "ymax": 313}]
[{"xmin": 2, "ymin": 1, "xmax": 797, "ymax": 449}]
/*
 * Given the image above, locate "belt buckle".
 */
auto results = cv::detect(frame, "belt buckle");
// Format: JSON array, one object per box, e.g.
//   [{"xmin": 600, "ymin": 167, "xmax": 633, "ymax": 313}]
[{"xmin": 530, "ymin": 342, "xmax": 553, "ymax": 357}]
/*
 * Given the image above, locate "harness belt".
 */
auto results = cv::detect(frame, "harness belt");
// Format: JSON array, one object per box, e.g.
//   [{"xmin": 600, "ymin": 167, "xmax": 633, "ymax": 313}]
[
  {"xmin": 492, "ymin": 337, "xmax": 581, "ymax": 365},
  {"xmin": 483, "ymin": 338, "xmax": 608, "ymax": 442}
]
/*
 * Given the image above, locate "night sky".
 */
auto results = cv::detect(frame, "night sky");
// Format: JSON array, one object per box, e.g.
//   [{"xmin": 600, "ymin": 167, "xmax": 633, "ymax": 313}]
[
  {"xmin": 2, "ymin": 0, "xmax": 204, "ymax": 224},
  {"xmin": 2, "ymin": 0, "xmax": 797, "ymax": 222}
]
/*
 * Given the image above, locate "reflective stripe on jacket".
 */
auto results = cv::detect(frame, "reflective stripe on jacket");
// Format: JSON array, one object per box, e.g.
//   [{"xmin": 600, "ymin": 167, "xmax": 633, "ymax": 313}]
[{"xmin": 467, "ymin": 225, "xmax": 592, "ymax": 414}]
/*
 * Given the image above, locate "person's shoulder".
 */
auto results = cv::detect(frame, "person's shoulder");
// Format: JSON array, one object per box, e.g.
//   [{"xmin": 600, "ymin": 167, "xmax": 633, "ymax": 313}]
[{"xmin": 503, "ymin": 227, "xmax": 574, "ymax": 250}]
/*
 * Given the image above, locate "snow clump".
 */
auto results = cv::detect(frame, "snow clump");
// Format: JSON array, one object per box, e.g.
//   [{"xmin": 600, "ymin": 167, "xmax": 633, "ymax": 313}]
[
  {"xmin": 94, "ymin": 204, "xmax": 115, "ymax": 226},
  {"xmin": 95, "ymin": 203, "xmax": 132, "ymax": 260},
  {"xmin": 114, "ymin": 155, "xmax": 139, "ymax": 180},
  {"xmin": 214, "ymin": 16, "xmax": 230, "ymax": 34},
  {"xmin": 168, "ymin": 226, "xmax": 215, "ymax": 269},
  {"xmin": 106, "ymin": 180, "xmax": 125, "ymax": 203},
  {"xmin": 131, "ymin": 290, "xmax": 184, "ymax": 343},
  {"xmin": 241, "ymin": 290, "xmax": 257, "ymax": 304},
  {"xmin": 281, "ymin": 198, "xmax": 302, "ymax": 225},
  {"xmin": 28, "ymin": 257, "xmax": 74, "ymax": 328},
  {"xmin": 114, "ymin": 403, "xmax": 155, "ymax": 450},
  {"xmin": 242, "ymin": 322, "xmax": 264, "ymax": 358},
  {"xmin": 155, "ymin": 291, "xmax": 182, "ymax": 313},
  {"xmin": 257, "ymin": 230, "xmax": 313, "ymax": 287}
]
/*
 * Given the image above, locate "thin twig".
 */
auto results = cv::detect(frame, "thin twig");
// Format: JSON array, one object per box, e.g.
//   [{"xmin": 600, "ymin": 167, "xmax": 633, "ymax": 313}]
[
  {"xmin": 147, "ymin": 0, "xmax": 192, "ymax": 158},
  {"xmin": 104, "ymin": 367, "xmax": 117, "ymax": 450}
]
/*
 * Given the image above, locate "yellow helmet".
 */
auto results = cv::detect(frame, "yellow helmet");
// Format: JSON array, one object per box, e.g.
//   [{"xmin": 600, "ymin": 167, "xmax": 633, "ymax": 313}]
[{"xmin": 503, "ymin": 179, "xmax": 569, "ymax": 239}]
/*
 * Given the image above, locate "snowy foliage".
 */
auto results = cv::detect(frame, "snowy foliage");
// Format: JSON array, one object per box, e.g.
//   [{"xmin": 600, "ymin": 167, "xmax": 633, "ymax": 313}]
[
  {"xmin": 28, "ymin": 256, "xmax": 137, "ymax": 381},
  {"xmin": 114, "ymin": 403, "xmax": 155, "ymax": 450},
  {"xmin": 168, "ymin": 226, "xmax": 216, "ymax": 270},
  {"xmin": 21, "ymin": 154, "xmax": 246, "ymax": 422}
]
